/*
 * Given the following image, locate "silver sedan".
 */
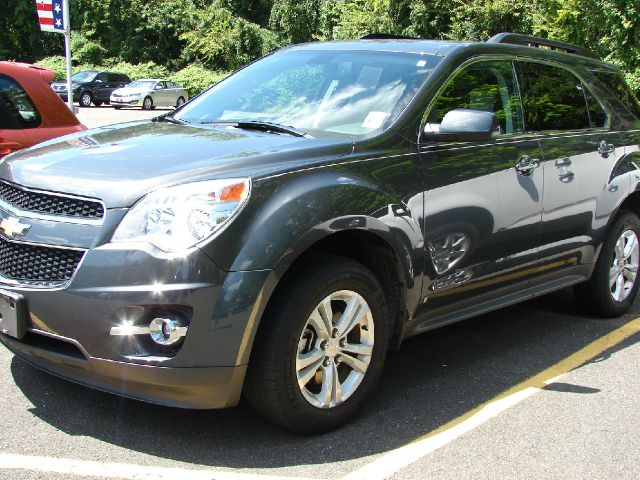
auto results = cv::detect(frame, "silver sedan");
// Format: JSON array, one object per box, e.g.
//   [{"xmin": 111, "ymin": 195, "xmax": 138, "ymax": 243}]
[{"xmin": 110, "ymin": 79, "xmax": 188, "ymax": 110}]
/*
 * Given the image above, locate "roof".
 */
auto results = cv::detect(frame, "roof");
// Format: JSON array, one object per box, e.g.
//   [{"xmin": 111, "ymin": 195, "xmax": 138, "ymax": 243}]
[
  {"xmin": 0, "ymin": 61, "xmax": 56, "ymax": 83},
  {"xmin": 284, "ymin": 37, "xmax": 614, "ymax": 69},
  {"xmin": 286, "ymin": 39, "xmax": 471, "ymax": 57}
]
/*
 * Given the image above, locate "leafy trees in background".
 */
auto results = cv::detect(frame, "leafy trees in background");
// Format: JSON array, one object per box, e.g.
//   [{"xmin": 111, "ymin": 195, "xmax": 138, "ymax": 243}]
[{"xmin": 2, "ymin": 0, "xmax": 639, "ymax": 96}]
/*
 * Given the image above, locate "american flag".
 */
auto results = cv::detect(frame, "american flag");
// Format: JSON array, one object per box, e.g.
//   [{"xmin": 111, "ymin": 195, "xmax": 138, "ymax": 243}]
[{"xmin": 36, "ymin": 0, "xmax": 66, "ymax": 33}]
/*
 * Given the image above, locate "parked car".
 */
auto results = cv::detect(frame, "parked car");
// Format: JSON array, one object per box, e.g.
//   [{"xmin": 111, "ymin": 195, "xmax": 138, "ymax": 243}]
[
  {"xmin": 51, "ymin": 70, "xmax": 131, "ymax": 107},
  {"xmin": 1, "ymin": 33, "xmax": 640, "ymax": 433},
  {"xmin": 0, "ymin": 61, "xmax": 85, "ymax": 159},
  {"xmin": 110, "ymin": 79, "xmax": 188, "ymax": 110}
]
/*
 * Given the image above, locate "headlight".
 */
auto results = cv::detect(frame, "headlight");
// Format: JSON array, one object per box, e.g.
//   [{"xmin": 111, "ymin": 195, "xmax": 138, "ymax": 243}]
[{"xmin": 112, "ymin": 178, "xmax": 250, "ymax": 252}]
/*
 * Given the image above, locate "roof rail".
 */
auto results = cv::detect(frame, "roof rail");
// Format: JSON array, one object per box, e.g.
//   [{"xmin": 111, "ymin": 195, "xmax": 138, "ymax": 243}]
[
  {"xmin": 487, "ymin": 32, "xmax": 598, "ymax": 59},
  {"xmin": 360, "ymin": 33, "xmax": 417, "ymax": 40}
]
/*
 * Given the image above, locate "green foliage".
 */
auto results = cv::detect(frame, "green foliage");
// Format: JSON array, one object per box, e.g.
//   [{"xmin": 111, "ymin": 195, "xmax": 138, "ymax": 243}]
[
  {"xmin": 101, "ymin": 61, "xmax": 169, "ymax": 80},
  {"xmin": 181, "ymin": 1, "xmax": 282, "ymax": 71},
  {"xmin": 327, "ymin": 0, "xmax": 397, "ymax": 39},
  {"xmin": 33, "ymin": 56, "xmax": 68, "ymax": 81},
  {"xmin": 269, "ymin": 0, "xmax": 324, "ymax": 43},
  {"xmin": 169, "ymin": 64, "xmax": 230, "ymax": 97},
  {"xmin": 449, "ymin": 0, "xmax": 536, "ymax": 41},
  {"xmin": 70, "ymin": 30, "xmax": 108, "ymax": 65}
]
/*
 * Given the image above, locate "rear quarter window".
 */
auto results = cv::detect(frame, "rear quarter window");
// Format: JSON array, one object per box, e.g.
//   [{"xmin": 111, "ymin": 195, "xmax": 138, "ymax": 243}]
[{"xmin": 594, "ymin": 71, "xmax": 640, "ymax": 120}]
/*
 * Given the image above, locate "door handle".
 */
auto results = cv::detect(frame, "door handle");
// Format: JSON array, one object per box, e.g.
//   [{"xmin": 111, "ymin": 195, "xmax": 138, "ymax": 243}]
[
  {"xmin": 559, "ymin": 172, "xmax": 575, "ymax": 182},
  {"xmin": 598, "ymin": 140, "xmax": 615, "ymax": 158},
  {"xmin": 515, "ymin": 155, "xmax": 540, "ymax": 176}
]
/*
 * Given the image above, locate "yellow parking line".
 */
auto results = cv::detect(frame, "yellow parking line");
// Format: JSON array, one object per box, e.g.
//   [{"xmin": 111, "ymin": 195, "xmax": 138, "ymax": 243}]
[{"xmin": 343, "ymin": 316, "xmax": 640, "ymax": 480}]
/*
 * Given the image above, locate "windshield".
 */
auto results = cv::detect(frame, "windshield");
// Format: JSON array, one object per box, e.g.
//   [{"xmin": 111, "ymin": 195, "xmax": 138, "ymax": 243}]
[
  {"xmin": 71, "ymin": 71, "xmax": 98, "ymax": 83},
  {"xmin": 175, "ymin": 49, "xmax": 440, "ymax": 137},
  {"xmin": 127, "ymin": 80, "xmax": 157, "ymax": 89}
]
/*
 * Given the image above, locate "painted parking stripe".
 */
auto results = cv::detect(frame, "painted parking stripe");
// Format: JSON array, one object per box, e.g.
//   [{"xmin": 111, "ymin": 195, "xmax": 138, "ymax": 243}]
[
  {"xmin": 0, "ymin": 453, "xmax": 317, "ymax": 480},
  {"xmin": 342, "ymin": 316, "xmax": 640, "ymax": 480}
]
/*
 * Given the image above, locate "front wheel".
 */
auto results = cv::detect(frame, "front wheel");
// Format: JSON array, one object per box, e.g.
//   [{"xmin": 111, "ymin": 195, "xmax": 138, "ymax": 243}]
[
  {"xmin": 142, "ymin": 96, "xmax": 154, "ymax": 110},
  {"xmin": 244, "ymin": 255, "xmax": 389, "ymax": 433},
  {"xmin": 79, "ymin": 91, "xmax": 93, "ymax": 107},
  {"xmin": 575, "ymin": 211, "xmax": 640, "ymax": 317},
  {"xmin": 175, "ymin": 96, "xmax": 185, "ymax": 107}
]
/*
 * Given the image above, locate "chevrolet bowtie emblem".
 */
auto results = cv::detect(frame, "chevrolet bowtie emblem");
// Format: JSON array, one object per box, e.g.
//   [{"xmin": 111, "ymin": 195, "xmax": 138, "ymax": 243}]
[{"xmin": 0, "ymin": 215, "xmax": 31, "ymax": 238}]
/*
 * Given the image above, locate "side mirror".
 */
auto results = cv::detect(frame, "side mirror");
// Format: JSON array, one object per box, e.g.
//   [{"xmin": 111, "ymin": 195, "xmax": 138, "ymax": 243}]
[
  {"xmin": 423, "ymin": 109, "xmax": 499, "ymax": 142},
  {"xmin": 154, "ymin": 85, "xmax": 163, "ymax": 90}
]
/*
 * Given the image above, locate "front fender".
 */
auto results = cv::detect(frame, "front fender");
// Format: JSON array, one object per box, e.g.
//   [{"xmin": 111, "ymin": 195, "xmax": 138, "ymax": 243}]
[{"xmin": 203, "ymin": 170, "xmax": 424, "ymax": 286}]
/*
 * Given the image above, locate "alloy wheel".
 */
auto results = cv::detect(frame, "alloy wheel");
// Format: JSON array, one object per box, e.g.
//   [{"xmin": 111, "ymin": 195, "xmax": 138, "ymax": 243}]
[
  {"xmin": 295, "ymin": 290, "xmax": 374, "ymax": 409},
  {"xmin": 610, "ymin": 229, "xmax": 639, "ymax": 302}
]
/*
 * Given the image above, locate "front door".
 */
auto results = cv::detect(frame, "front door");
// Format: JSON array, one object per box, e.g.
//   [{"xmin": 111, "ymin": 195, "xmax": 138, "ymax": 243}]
[{"xmin": 416, "ymin": 58, "xmax": 544, "ymax": 327}]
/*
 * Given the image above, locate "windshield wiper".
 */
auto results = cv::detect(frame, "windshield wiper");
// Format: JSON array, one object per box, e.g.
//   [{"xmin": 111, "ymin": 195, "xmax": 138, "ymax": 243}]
[
  {"xmin": 153, "ymin": 115, "xmax": 190, "ymax": 125},
  {"xmin": 201, "ymin": 120, "xmax": 311, "ymax": 138}
]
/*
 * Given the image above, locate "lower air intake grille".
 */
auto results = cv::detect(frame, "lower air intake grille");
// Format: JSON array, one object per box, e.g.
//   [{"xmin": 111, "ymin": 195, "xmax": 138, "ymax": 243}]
[{"xmin": 0, "ymin": 237, "xmax": 84, "ymax": 283}]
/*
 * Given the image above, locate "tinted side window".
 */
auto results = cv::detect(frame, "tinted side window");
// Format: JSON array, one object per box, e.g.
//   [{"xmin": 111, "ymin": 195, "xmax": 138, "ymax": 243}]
[
  {"xmin": 0, "ymin": 74, "xmax": 41, "ymax": 129},
  {"xmin": 517, "ymin": 62, "xmax": 590, "ymax": 131},
  {"xmin": 594, "ymin": 71, "xmax": 640, "ymax": 119},
  {"xmin": 429, "ymin": 60, "xmax": 524, "ymax": 135},
  {"xmin": 95, "ymin": 73, "xmax": 108, "ymax": 83}
]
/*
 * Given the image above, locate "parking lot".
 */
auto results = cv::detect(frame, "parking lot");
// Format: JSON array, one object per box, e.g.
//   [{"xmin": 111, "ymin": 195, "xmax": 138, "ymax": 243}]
[
  {"xmin": 76, "ymin": 105, "xmax": 173, "ymax": 129},
  {"xmin": 1, "ymin": 106, "xmax": 639, "ymax": 480},
  {"xmin": 1, "ymin": 290, "xmax": 639, "ymax": 480}
]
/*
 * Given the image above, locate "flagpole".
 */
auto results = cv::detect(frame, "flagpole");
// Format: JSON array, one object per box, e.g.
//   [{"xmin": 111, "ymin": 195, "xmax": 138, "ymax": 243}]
[{"xmin": 63, "ymin": 0, "xmax": 73, "ymax": 112}]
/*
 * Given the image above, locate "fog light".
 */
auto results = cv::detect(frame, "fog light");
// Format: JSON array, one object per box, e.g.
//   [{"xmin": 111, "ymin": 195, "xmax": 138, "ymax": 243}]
[
  {"xmin": 148, "ymin": 317, "xmax": 187, "ymax": 345},
  {"xmin": 110, "ymin": 317, "xmax": 188, "ymax": 346}
]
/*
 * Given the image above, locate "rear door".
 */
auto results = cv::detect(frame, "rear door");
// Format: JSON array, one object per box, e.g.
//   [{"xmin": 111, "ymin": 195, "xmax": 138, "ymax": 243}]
[
  {"xmin": 516, "ymin": 60, "xmax": 626, "ymax": 283},
  {"xmin": 418, "ymin": 58, "xmax": 544, "ymax": 320},
  {"xmin": 155, "ymin": 81, "xmax": 170, "ymax": 106}
]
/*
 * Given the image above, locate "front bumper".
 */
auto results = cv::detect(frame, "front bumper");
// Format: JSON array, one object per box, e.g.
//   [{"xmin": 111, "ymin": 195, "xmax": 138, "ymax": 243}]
[
  {"xmin": 110, "ymin": 97, "xmax": 141, "ymax": 106},
  {"xmin": 0, "ymin": 331, "xmax": 247, "ymax": 408},
  {"xmin": 0, "ymin": 237, "xmax": 272, "ymax": 409}
]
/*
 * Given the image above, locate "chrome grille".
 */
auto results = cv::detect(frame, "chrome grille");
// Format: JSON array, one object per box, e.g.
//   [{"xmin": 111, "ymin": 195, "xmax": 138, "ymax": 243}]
[
  {"xmin": 0, "ymin": 237, "xmax": 84, "ymax": 284},
  {"xmin": 0, "ymin": 180, "xmax": 104, "ymax": 219}
]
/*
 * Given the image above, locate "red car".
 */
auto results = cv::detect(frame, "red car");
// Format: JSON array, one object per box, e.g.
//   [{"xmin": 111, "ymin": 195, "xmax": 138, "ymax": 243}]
[{"xmin": 0, "ymin": 61, "xmax": 85, "ymax": 158}]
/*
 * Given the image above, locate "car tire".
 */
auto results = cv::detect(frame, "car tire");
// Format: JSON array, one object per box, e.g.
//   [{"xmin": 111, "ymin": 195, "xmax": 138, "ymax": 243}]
[
  {"xmin": 80, "ymin": 91, "xmax": 93, "ymax": 107},
  {"xmin": 113, "ymin": 106, "xmax": 123, "ymax": 110},
  {"xmin": 142, "ymin": 97, "xmax": 154, "ymax": 110},
  {"xmin": 575, "ymin": 210, "xmax": 640, "ymax": 317},
  {"xmin": 244, "ymin": 254, "xmax": 390, "ymax": 433},
  {"xmin": 176, "ymin": 96, "xmax": 185, "ymax": 107}
]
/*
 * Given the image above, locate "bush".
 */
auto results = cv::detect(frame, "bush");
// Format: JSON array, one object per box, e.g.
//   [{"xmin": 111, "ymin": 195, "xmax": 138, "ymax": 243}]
[
  {"xmin": 33, "ymin": 56, "xmax": 67, "ymax": 81},
  {"xmin": 625, "ymin": 70, "xmax": 640, "ymax": 98},
  {"xmin": 169, "ymin": 64, "xmax": 230, "ymax": 97},
  {"xmin": 100, "ymin": 60, "xmax": 169, "ymax": 80}
]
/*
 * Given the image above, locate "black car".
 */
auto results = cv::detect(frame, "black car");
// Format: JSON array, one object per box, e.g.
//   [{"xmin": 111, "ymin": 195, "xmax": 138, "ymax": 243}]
[
  {"xmin": 51, "ymin": 70, "xmax": 131, "ymax": 107},
  {"xmin": 2, "ymin": 33, "xmax": 640, "ymax": 433}
]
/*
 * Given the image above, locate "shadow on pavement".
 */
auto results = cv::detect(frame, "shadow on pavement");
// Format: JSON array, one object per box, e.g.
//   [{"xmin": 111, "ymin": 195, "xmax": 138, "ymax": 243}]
[{"xmin": 10, "ymin": 289, "xmax": 640, "ymax": 469}]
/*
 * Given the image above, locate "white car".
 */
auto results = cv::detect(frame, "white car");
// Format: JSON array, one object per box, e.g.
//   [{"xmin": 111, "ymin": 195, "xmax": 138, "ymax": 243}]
[{"xmin": 110, "ymin": 79, "xmax": 188, "ymax": 110}]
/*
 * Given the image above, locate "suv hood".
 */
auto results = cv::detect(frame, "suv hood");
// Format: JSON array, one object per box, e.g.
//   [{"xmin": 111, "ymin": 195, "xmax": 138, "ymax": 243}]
[{"xmin": 1, "ymin": 121, "xmax": 352, "ymax": 208}]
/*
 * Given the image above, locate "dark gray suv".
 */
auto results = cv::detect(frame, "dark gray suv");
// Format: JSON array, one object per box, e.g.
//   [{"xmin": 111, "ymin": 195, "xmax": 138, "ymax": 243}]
[{"xmin": 1, "ymin": 33, "xmax": 640, "ymax": 433}]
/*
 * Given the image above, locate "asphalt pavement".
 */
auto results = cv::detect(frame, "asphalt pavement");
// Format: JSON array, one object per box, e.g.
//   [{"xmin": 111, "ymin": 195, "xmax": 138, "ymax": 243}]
[
  {"xmin": 76, "ymin": 104, "xmax": 172, "ymax": 129},
  {"xmin": 0, "ymin": 288, "xmax": 638, "ymax": 480}
]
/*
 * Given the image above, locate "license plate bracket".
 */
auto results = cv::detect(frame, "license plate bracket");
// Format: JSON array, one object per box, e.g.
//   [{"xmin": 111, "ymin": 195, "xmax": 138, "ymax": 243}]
[{"xmin": 0, "ymin": 289, "xmax": 27, "ymax": 339}]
